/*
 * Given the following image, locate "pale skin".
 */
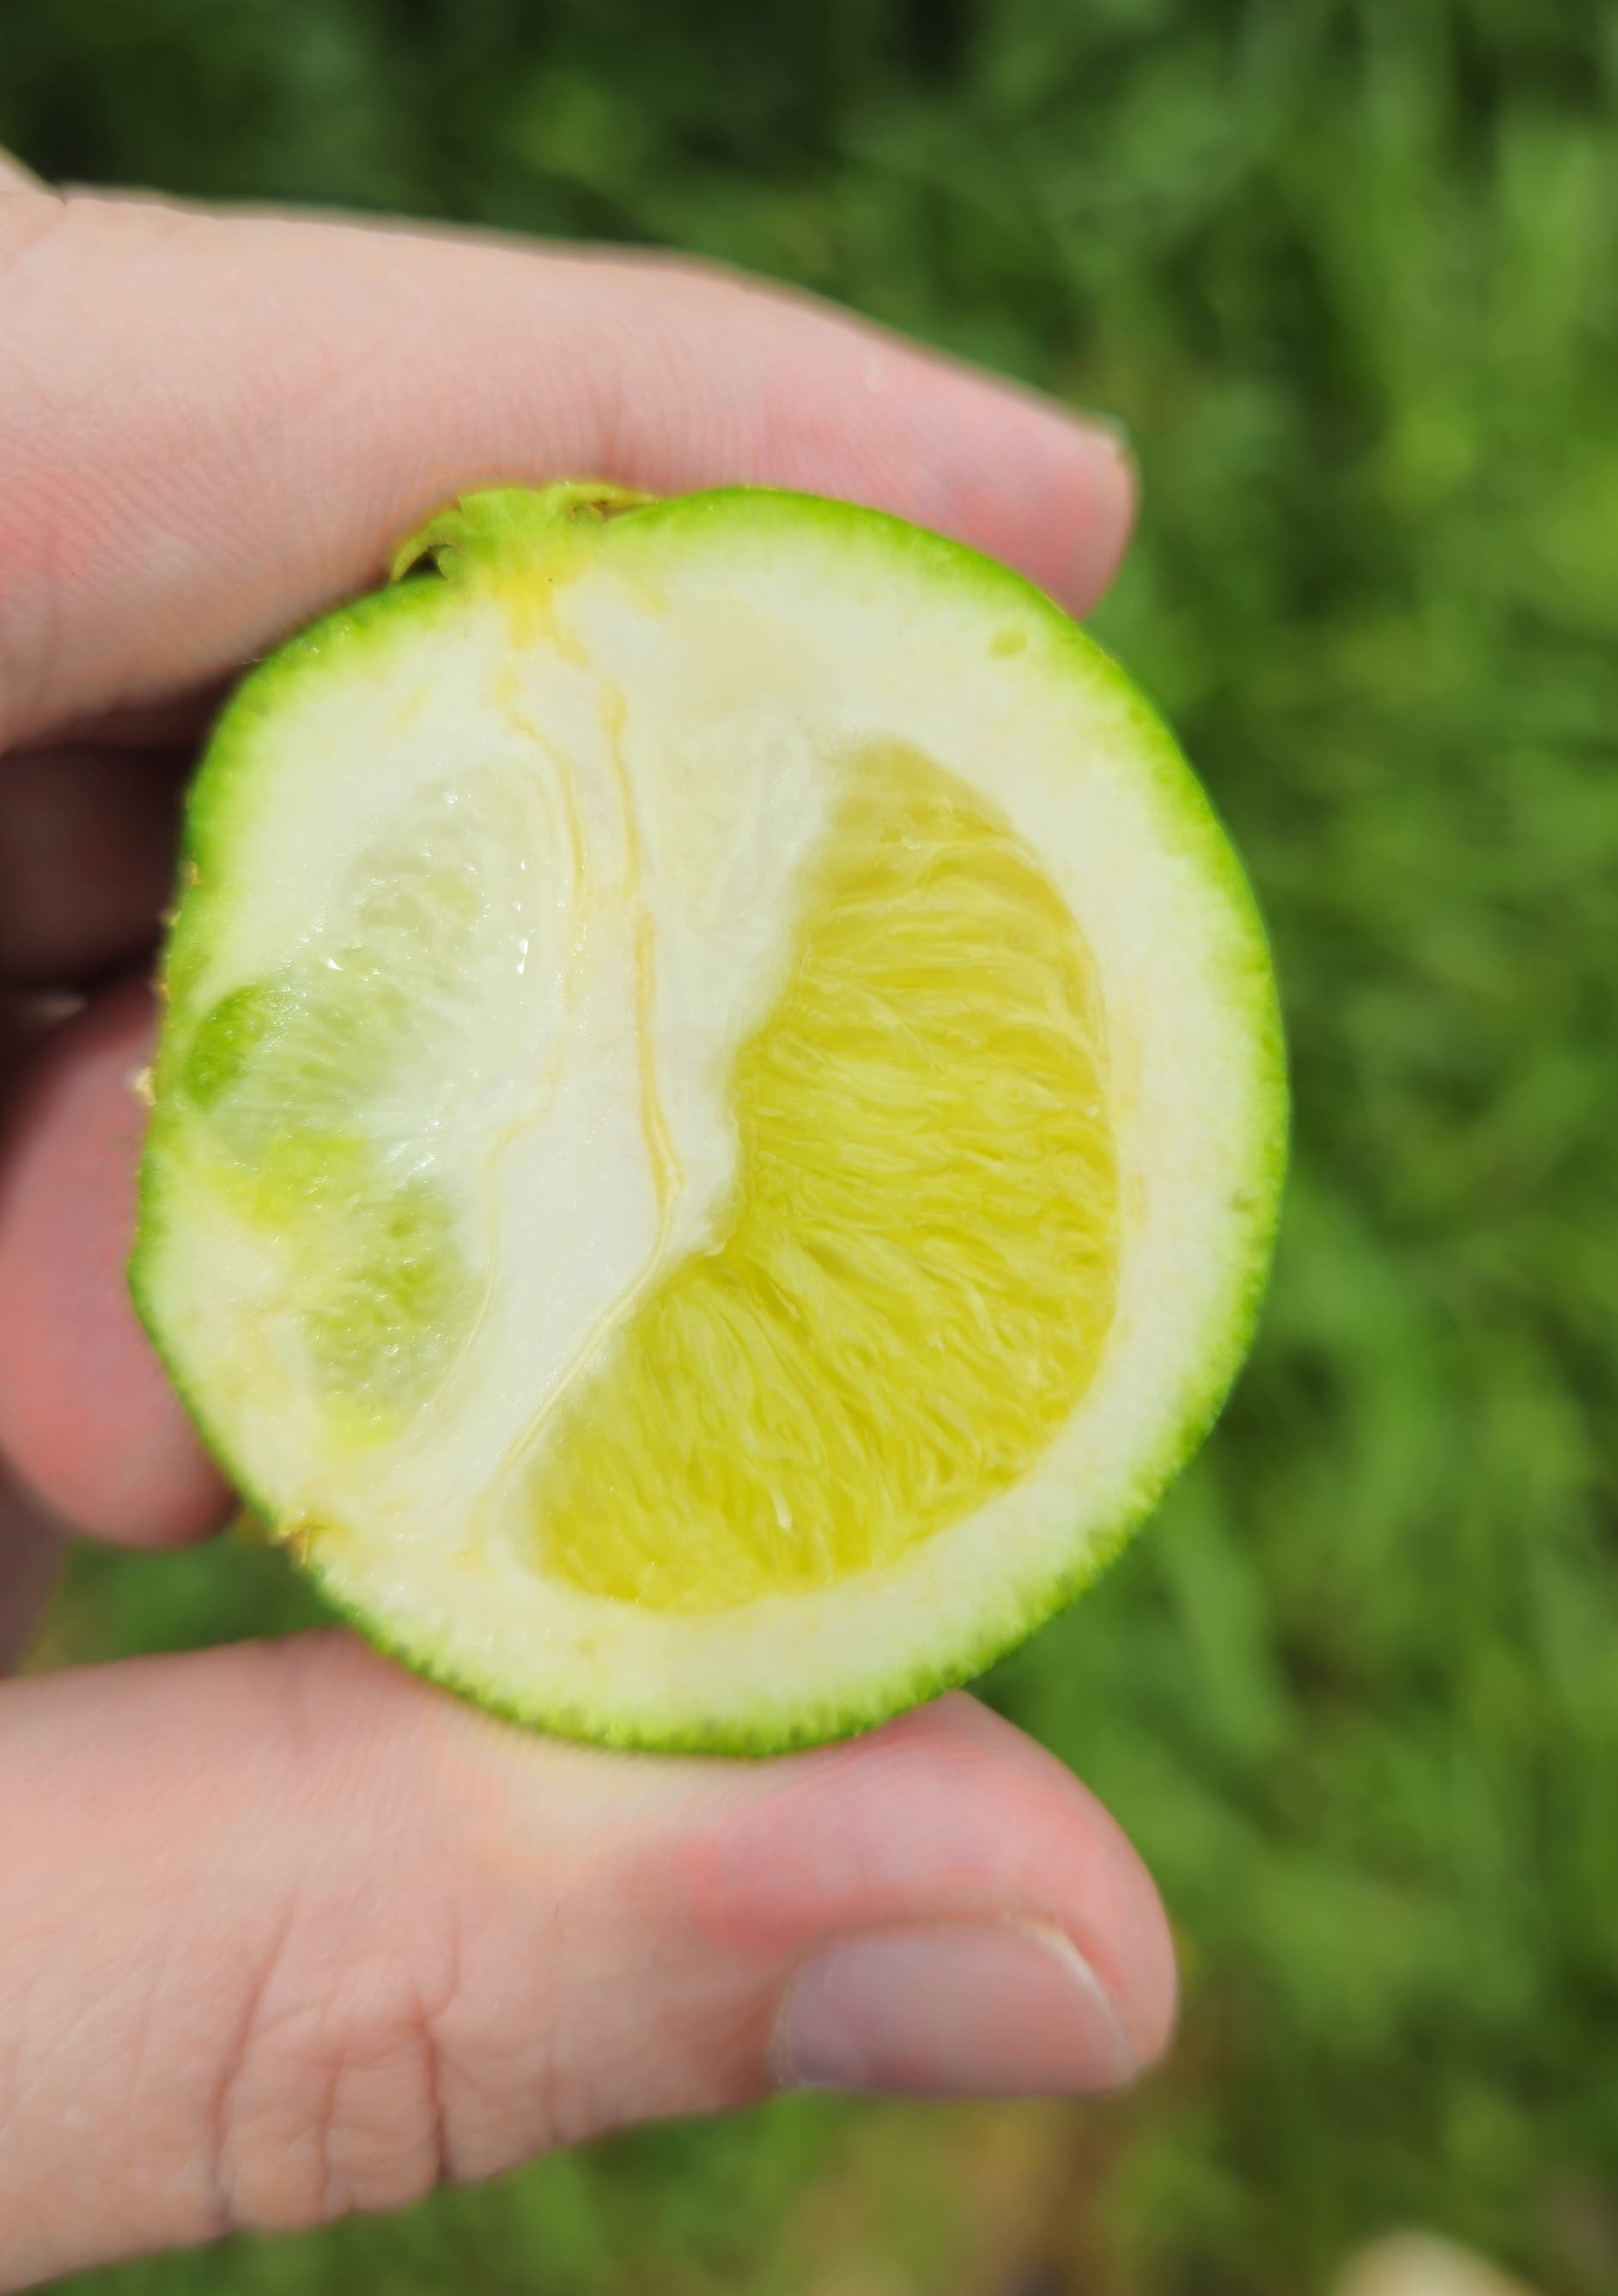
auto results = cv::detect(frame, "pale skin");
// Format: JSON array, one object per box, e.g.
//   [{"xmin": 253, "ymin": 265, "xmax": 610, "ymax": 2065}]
[{"xmin": 0, "ymin": 148, "xmax": 1177, "ymax": 2291}]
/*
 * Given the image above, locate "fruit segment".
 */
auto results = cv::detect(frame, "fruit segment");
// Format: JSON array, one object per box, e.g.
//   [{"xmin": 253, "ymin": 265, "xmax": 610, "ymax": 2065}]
[{"xmin": 526, "ymin": 740, "xmax": 1117, "ymax": 1613}]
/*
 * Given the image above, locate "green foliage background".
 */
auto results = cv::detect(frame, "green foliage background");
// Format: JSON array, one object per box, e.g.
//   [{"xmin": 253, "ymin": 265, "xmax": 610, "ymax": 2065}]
[{"xmin": 6, "ymin": 1, "xmax": 1618, "ymax": 2289}]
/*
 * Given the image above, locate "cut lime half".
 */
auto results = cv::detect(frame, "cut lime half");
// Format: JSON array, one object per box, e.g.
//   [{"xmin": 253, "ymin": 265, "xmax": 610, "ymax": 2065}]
[{"xmin": 132, "ymin": 483, "xmax": 1286, "ymax": 1751}]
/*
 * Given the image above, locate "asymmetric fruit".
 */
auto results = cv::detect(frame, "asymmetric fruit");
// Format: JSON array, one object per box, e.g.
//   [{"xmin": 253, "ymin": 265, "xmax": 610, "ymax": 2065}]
[{"xmin": 131, "ymin": 483, "xmax": 1286, "ymax": 1751}]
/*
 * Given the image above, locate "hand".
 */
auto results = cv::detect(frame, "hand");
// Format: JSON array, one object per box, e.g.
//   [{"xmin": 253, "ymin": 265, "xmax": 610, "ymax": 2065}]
[{"xmin": 0, "ymin": 150, "xmax": 1171, "ymax": 2292}]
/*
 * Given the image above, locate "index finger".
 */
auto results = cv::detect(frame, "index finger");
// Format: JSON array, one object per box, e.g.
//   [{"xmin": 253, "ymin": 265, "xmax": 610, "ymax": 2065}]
[{"xmin": 0, "ymin": 178, "xmax": 1134, "ymax": 754}]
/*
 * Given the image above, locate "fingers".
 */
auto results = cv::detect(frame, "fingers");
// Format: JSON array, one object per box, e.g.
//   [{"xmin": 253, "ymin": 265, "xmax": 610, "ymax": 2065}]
[
  {"xmin": 0, "ymin": 1468, "xmax": 61, "ymax": 1674},
  {"xmin": 0, "ymin": 1643, "xmax": 1175, "ymax": 2287},
  {"xmin": 0, "ymin": 746, "xmax": 186, "ymax": 984},
  {"xmin": 0, "ymin": 979, "xmax": 230, "ymax": 1544},
  {"xmin": 0, "ymin": 151, "xmax": 44, "ymax": 197},
  {"xmin": 0, "ymin": 192, "xmax": 1134, "ymax": 752}
]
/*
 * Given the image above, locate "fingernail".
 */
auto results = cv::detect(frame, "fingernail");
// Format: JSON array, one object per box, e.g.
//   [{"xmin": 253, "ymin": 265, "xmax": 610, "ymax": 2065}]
[
  {"xmin": 773, "ymin": 1920, "xmax": 1140, "ymax": 2098},
  {"xmin": 1080, "ymin": 408, "xmax": 1134, "ymax": 465},
  {"xmin": 1066, "ymin": 417, "xmax": 1137, "ymax": 611}
]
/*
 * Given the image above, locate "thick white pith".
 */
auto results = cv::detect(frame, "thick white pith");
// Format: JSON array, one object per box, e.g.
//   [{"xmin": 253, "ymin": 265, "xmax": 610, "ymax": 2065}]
[{"xmin": 138, "ymin": 496, "xmax": 1282, "ymax": 1745}]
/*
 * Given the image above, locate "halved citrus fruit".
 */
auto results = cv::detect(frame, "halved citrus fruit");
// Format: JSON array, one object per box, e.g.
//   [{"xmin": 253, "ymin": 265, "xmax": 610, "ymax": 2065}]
[{"xmin": 131, "ymin": 483, "xmax": 1286, "ymax": 1751}]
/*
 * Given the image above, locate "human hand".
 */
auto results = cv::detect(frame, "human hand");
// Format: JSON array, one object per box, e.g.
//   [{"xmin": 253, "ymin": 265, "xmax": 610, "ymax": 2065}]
[{"xmin": 0, "ymin": 150, "xmax": 1172, "ymax": 2290}]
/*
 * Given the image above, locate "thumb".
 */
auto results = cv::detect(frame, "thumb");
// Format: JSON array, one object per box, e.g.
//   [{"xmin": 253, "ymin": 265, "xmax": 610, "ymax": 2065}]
[{"xmin": 0, "ymin": 1634, "xmax": 1174, "ymax": 2288}]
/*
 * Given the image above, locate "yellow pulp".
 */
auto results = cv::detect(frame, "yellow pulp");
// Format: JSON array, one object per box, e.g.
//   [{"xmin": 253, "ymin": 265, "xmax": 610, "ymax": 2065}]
[{"xmin": 526, "ymin": 742, "xmax": 1118, "ymax": 1612}]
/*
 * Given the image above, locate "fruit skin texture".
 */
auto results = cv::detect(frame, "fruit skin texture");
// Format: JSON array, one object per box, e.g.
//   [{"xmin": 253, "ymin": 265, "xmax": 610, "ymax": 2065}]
[{"xmin": 131, "ymin": 483, "xmax": 1287, "ymax": 1755}]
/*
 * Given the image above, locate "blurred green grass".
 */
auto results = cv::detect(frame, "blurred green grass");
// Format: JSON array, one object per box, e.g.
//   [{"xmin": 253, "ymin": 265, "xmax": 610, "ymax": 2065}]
[{"xmin": 6, "ymin": 1, "xmax": 1618, "ymax": 2290}]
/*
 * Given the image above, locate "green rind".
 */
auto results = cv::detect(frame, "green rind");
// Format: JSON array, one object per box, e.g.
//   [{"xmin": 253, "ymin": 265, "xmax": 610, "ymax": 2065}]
[
  {"xmin": 130, "ymin": 481, "xmax": 1288, "ymax": 1757},
  {"xmin": 389, "ymin": 479, "xmax": 656, "ymax": 584},
  {"xmin": 129, "ymin": 576, "xmax": 461, "ymax": 1512}
]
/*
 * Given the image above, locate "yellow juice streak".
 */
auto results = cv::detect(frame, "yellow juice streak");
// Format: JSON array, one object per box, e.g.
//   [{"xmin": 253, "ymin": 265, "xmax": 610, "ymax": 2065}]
[
  {"xmin": 472, "ymin": 673, "xmax": 687, "ymax": 1534},
  {"xmin": 495, "ymin": 665, "xmax": 593, "ymax": 1011},
  {"xmin": 600, "ymin": 681, "xmax": 684, "ymax": 1241},
  {"xmin": 434, "ymin": 672, "xmax": 596, "ymax": 1548}
]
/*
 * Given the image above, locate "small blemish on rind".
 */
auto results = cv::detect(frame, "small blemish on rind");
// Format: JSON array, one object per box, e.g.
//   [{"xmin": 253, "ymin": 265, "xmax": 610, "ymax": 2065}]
[{"xmin": 990, "ymin": 629, "xmax": 1029, "ymax": 658}]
